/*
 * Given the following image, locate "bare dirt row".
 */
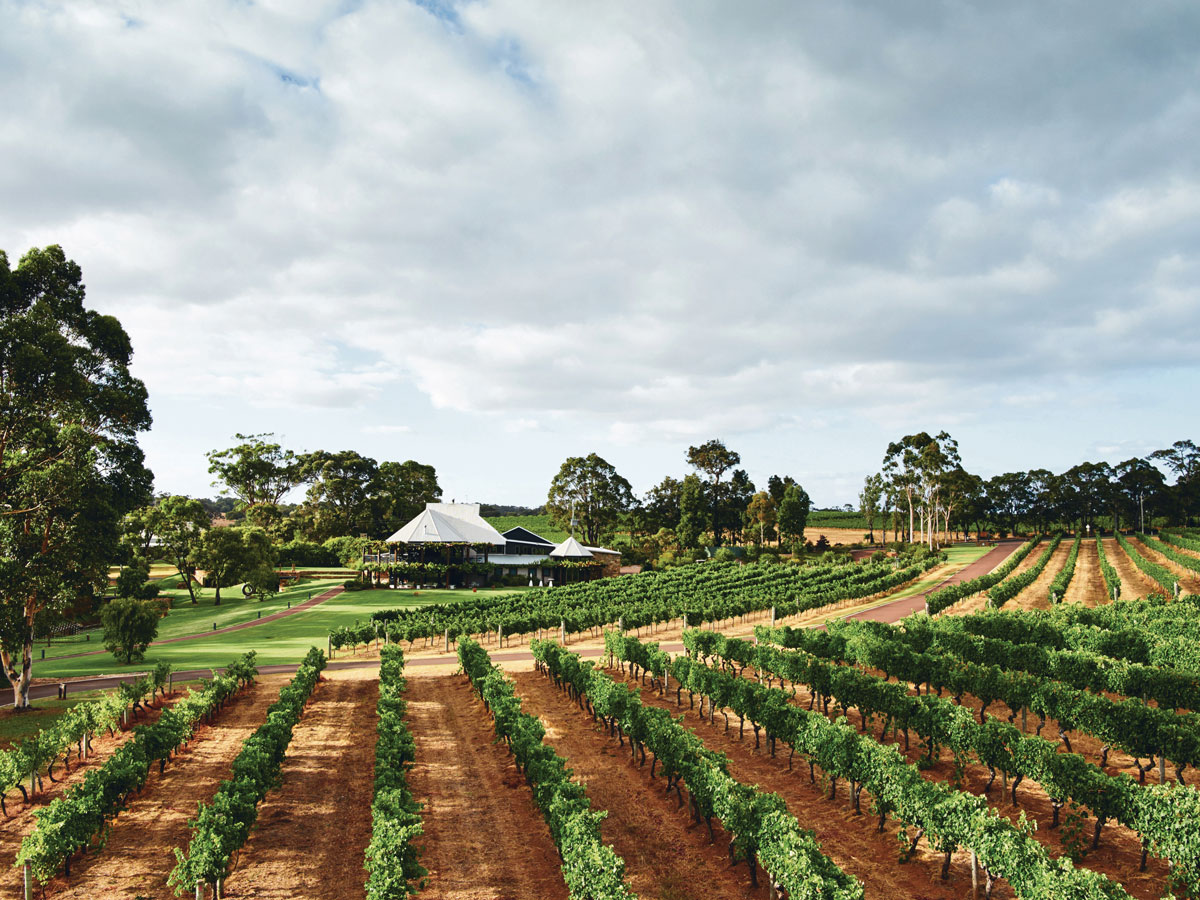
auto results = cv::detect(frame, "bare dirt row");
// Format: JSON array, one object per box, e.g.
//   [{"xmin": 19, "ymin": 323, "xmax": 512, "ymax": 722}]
[
  {"xmin": 948, "ymin": 540, "xmax": 1048, "ymax": 616},
  {"xmin": 225, "ymin": 668, "xmax": 378, "ymax": 899},
  {"xmin": 1130, "ymin": 536, "xmax": 1200, "ymax": 595},
  {"xmin": 31, "ymin": 675, "xmax": 289, "ymax": 900},
  {"xmin": 1103, "ymin": 538, "xmax": 1161, "ymax": 600},
  {"xmin": 1005, "ymin": 540, "xmax": 1073, "ymax": 611},
  {"xmin": 1062, "ymin": 540, "xmax": 1109, "ymax": 606},
  {"xmin": 607, "ymin": 666, "xmax": 1172, "ymax": 900}
]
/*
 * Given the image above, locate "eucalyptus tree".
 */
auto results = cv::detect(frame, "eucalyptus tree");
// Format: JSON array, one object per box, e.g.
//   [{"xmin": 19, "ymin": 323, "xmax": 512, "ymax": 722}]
[
  {"xmin": 206, "ymin": 433, "xmax": 303, "ymax": 525},
  {"xmin": 639, "ymin": 476, "xmax": 683, "ymax": 536},
  {"xmin": 677, "ymin": 474, "xmax": 707, "ymax": 549},
  {"xmin": 155, "ymin": 495, "xmax": 210, "ymax": 603},
  {"xmin": 0, "ymin": 246, "xmax": 152, "ymax": 707},
  {"xmin": 858, "ymin": 474, "xmax": 884, "ymax": 544},
  {"xmin": 882, "ymin": 431, "xmax": 960, "ymax": 547},
  {"xmin": 546, "ymin": 453, "xmax": 635, "ymax": 545},
  {"xmin": 1115, "ymin": 457, "xmax": 1166, "ymax": 532},
  {"xmin": 191, "ymin": 526, "xmax": 275, "ymax": 605},
  {"xmin": 686, "ymin": 439, "xmax": 741, "ymax": 546},
  {"xmin": 777, "ymin": 483, "xmax": 812, "ymax": 550},
  {"xmin": 745, "ymin": 491, "xmax": 777, "ymax": 545},
  {"xmin": 1151, "ymin": 440, "xmax": 1200, "ymax": 526}
]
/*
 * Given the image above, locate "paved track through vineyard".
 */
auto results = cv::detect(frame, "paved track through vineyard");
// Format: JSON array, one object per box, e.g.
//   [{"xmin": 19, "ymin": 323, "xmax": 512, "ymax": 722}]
[
  {"xmin": 511, "ymin": 670, "xmax": 765, "ymax": 900},
  {"xmin": 405, "ymin": 673, "xmax": 568, "ymax": 900},
  {"xmin": 948, "ymin": 540, "xmax": 1046, "ymax": 616},
  {"xmin": 33, "ymin": 675, "xmax": 288, "ymax": 900},
  {"xmin": 226, "ymin": 668, "xmax": 377, "ymax": 900}
]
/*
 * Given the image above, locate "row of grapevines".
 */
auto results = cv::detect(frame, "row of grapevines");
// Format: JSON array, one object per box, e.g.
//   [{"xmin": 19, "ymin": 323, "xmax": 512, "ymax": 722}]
[
  {"xmin": 988, "ymin": 535, "xmax": 1063, "ymax": 608},
  {"xmin": 365, "ymin": 645, "xmax": 426, "ymax": 899},
  {"xmin": 759, "ymin": 620, "xmax": 1200, "ymax": 777},
  {"xmin": 0, "ymin": 662, "xmax": 170, "ymax": 815},
  {"xmin": 888, "ymin": 615, "xmax": 1200, "ymax": 712},
  {"xmin": 531, "ymin": 639, "xmax": 863, "ymax": 899},
  {"xmin": 926, "ymin": 538, "xmax": 1040, "ymax": 614},
  {"xmin": 607, "ymin": 634, "xmax": 1134, "ymax": 900},
  {"xmin": 1047, "ymin": 533, "xmax": 1082, "ymax": 603},
  {"xmin": 691, "ymin": 630, "xmax": 1200, "ymax": 893},
  {"xmin": 169, "ymin": 647, "xmax": 325, "ymax": 897},
  {"xmin": 367, "ymin": 556, "xmax": 944, "ymax": 647},
  {"xmin": 1139, "ymin": 533, "xmax": 1200, "ymax": 576},
  {"xmin": 1094, "ymin": 537, "xmax": 1122, "ymax": 600},
  {"xmin": 1116, "ymin": 532, "xmax": 1176, "ymax": 596},
  {"xmin": 16, "ymin": 654, "xmax": 257, "ymax": 885},
  {"xmin": 459, "ymin": 638, "xmax": 638, "ymax": 900},
  {"xmin": 1162, "ymin": 531, "xmax": 1200, "ymax": 554}
]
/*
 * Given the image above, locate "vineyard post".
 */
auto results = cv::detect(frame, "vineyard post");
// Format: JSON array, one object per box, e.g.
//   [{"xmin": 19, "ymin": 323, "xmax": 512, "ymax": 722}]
[
  {"xmin": 23, "ymin": 863, "xmax": 31, "ymax": 900},
  {"xmin": 497, "ymin": 625, "xmax": 503, "ymax": 648},
  {"xmin": 970, "ymin": 850, "xmax": 978, "ymax": 896},
  {"xmin": 327, "ymin": 635, "xmax": 332, "ymax": 659},
  {"xmin": 560, "ymin": 619, "xmax": 566, "ymax": 644},
  {"xmin": 444, "ymin": 629, "xmax": 450, "ymax": 652},
  {"xmin": 770, "ymin": 606, "xmax": 775, "ymax": 626},
  {"xmin": 196, "ymin": 881, "xmax": 203, "ymax": 900},
  {"xmin": 1160, "ymin": 755, "xmax": 1167, "ymax": 783},
  {"xmin": 618, "ymin": 616, "xmax": 623, "ymax": 633}
]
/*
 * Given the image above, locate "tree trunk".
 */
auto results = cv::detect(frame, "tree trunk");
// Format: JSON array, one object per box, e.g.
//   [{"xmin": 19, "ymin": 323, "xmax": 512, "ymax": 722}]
[
  {"xmin": 1, "ymin": 605, "xmax": 35, "ymax": 709},
  {"xmin": 214, "ymin": 582, "xmax": 222, "ymax": 606}
]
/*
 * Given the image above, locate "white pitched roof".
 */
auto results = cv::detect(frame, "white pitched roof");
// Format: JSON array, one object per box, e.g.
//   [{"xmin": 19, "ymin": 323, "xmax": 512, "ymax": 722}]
[
  {"xmin": 550, "ymin": 535, "xmax": 593, "ymax": 558},
  {"xmin": 386, "ymin": 503, "xmax": 506, "ymax": 546}
]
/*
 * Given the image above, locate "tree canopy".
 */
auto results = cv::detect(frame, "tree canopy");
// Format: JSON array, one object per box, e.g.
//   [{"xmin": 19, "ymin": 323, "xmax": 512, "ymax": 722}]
[
  {"xmin": 0, "ymin": 245, "xmax": 152, "ymax": 706},
  {"xmin": 546, "ymin": 453, "xmax": 635, "ymax": 546}
]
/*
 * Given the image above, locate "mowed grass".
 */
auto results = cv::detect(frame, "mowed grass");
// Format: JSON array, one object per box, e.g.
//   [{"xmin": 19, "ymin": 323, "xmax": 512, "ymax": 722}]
[{"xmin": 28, "ymin": 585, "xmax": 527, "ymax": 680}]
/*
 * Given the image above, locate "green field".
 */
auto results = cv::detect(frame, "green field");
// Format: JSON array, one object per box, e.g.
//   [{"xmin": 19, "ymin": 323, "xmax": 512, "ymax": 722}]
[
  {"xmin": 485, "ymin": 514, "xmax": 568, "ymax": 542},
  {"xmin": 25, "ymin": 583, "xmax": 527, "ymax": 681}
]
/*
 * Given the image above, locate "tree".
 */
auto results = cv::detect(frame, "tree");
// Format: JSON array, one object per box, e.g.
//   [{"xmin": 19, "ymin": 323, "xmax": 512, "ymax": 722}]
[
  {"xmin": 1115, "ymin": 458, "xmax": 1165, "ymax": 533},
  {"xmin": 155, "ymin": 495, "xmax": 210, "ymax": 604},
  {"xmin": 686, "ymin": 440, "xmax": 742, "ymax": 546},
  {"xmin": 101, "ymin": 597, "xmax": 160, "ymax": 664},
  {"xmin": 206, "ymin": 434, "xmax": 303, "ymax": 513},
  {"xmin": 191, "ymin": 527, "xmax": 275, "ymax": 605},
  {"xmin": 639, "ymin": 476, "xmax": 683, "ymax": 535},
  {"xmin": 373, "ymin": 459, "xmax": 441, "ymax": 536},
  {"xmin": 0, "ymin": 246, "xmax": 153, "ymax": 707},
  {"xmin": 858, "ymin": 474, "xmax": 884, "ymax": 544},
  {"xmin": 298, "ymin": 449, "xmax": 379, "ymax": 541},
  {"xmin": 777, "ymin": 484, "xmax": 812, "ymax": 550},
  {"xmin": 745, "ymin": 492, "xmax": 777, "ymax": 546},
  {"xmin": 722, "ymin": 469, "xmax": 756, "ymax": 544},
  {"xmin": 677, "ymin": 475, "xmax": 707, "ymax": 549},
  {"xmin": 1151, "ymin": 440, "xmax": 1200, "ymax": 526},
  {"xmin": 546, "ymin": 454, "xmax": 635, "ymax": 545},
  {"xmin": 766, "ymin": 475, "xmax": 797, "ymax": 505},
  {"xmin": 114, "ymin": 557, "xmax": 161, "ymax": 602},
  {"xmin": 882, "ymin": 431, "xmax": 960, "ymax": 547}
]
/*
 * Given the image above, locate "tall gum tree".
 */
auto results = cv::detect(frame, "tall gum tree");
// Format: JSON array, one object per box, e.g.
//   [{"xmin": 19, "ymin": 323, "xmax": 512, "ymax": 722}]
[{"xmin": 0, "ymin": 246, "xmax": 152, "ymax": 707}]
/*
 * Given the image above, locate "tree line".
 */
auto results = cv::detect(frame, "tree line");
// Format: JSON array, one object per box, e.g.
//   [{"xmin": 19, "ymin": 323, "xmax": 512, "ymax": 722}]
[
  {"xmin": 545, "ymin": 440, "xmax": 813, "ymax": 561},
  {"xmin": 860, "ymin": 432, "xmax": 1199, "ymax": 546}
]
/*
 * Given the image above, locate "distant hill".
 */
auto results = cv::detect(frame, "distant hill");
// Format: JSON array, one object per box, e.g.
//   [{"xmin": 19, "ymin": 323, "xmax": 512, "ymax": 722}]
[{"xmin": 485, "ymin": 514, "xmax": 569, "ymax": 543}]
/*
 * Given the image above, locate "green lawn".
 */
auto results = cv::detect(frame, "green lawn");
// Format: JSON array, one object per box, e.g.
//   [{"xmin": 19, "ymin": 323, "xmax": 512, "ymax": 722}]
[{"xmin": 28, "ymin": 585, "xmax": 526, "ymax": 680}]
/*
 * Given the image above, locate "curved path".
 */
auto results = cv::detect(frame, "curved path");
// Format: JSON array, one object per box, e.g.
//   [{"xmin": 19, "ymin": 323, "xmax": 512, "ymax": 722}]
[
  {"xmin": 39, "ymin": 586, "xmax": 345, "ymax": 664},
  {"xmin": 25, "ymin": 545, "xmax": 1021, "ymax": 698}
]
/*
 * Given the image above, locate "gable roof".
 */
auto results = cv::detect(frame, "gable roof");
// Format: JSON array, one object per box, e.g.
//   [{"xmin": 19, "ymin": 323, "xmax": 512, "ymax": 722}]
[
  {"xmin": 550, "ymin": 535, "xmax": 593, "ymax": 558},
  {"xmin": 501, "ymin": 526, "xmax": 555, "ymax": 546},
  {"xmin": 386, "ymin": 503, "xmax": 506, "ymax": 546}
]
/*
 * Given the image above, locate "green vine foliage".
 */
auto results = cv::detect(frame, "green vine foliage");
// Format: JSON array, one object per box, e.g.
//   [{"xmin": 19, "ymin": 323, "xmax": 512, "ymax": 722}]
[
  {"xmin": 364, "ymin": 645, "xmax": 426, "ymax": 899},
  {"xmin": 531, "ymin": 639, "xmax": 863, "ymax": 900},
  {"xmin": 987, "ymin": 535, "xmax": 1063, "ymax": 609},
  {"xmin": 614, "ymin": 634, "xmax": 1136, "ymax": 900},
  {"xmin": 926, "ymin": 538, "xmax": 1040, "ymax": 614},
  {"xmin": 459, "ymin": 638, "xmax": 638, "ymax": 900},
  {"xmin": 16, "ymin": 654, "xmax": 256, "ymax": 885},
  {"xmin": 169, "ymin": 647, "xmax": 324, "ymax": 895},
  {"xmin": 1047, "ymin": 533, "xmax": 1082, "ymax": 603},
  {"xmin": 362, "ymin": 555, "xmax": 943, "ymax": 646}
]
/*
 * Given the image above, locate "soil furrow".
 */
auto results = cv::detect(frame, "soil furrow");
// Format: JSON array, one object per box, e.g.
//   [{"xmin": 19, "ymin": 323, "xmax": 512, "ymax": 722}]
[
  {"xmin": 950, "ymin": 540, "xmax": 1046, "ymax": 615},
  {"xmin": 404, "ymin": 673, "xmax": 567, "ymax": 900},
  {"xmin": 0, "ymin": 691, "xmax": 182, "ymax": 884},
  {"xmin": 622, "ymin": 668, "xmax": 1171, "ymax": 900},
  {"xmin": 511, "ymin": 670, "xmax": 765, "ymax": 900},
  {"xmin": 1130, "ymin": 537, "xmax": 1200, "ymax": 595},
  {"xmin": 1008, "ymin": 541, "xmax": 1073, "ymax": 611},
  {"xmin": 36, "ymin": 675, "xmax": 288, "ymax": 900},
  {"xmin": 226, "ymin": 668, "xmax": 377, "ymax": 900},
  {"xmin": 1104, "ymin": 538, "xmax": 1160, "ymax": 600},
  {"xmin": 1063, "ymin": 540, "xmax": 1109, "ymax": 606}
]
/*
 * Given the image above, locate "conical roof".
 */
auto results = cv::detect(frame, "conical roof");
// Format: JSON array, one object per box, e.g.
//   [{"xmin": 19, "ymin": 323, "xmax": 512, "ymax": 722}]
[
  {"xmin": 385, "ymin": 503, "xmax": 505, "ymax": 545},
  {"xmin": 550, "ymin": 535, "xmax": 593, "ymax": 559}
]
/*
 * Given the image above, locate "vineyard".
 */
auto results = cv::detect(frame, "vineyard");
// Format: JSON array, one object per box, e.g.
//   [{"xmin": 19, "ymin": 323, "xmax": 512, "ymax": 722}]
[{"xmin": 2, "ymin": 539, "xmax": 1199, "ymax": 899}]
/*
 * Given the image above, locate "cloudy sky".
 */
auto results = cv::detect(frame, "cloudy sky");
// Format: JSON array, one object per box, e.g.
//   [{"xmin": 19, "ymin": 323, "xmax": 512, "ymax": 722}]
[{"xmin": 4, "ymin": 0, "xmax": 1199, "ymax": 507}]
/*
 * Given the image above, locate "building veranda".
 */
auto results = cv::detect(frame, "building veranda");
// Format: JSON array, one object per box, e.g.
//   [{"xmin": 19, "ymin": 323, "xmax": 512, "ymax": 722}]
[{"xmin": 360, "ymin": 503, "xmax": 620, "ymax": 588}]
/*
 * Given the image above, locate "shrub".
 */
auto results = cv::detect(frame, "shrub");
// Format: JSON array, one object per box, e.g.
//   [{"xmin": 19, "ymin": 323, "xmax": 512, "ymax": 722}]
[{"xmin": 101, "ymin": 598, "xmax": 161, "ymax": 664}]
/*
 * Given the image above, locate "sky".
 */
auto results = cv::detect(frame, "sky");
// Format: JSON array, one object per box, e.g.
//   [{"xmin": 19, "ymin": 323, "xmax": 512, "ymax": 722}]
[{"xmin": 3, "ymin": 0, "xmax": 1199, "ymax": 508}]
